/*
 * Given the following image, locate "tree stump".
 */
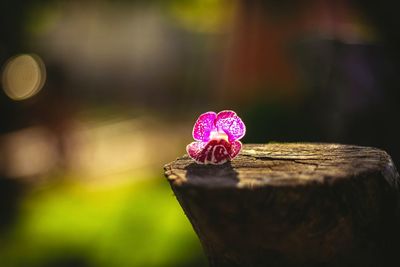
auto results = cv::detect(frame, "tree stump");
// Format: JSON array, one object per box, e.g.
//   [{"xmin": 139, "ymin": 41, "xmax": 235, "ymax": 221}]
[{"xmin": 164, "ymin": 143, "xmax": 400, "ymax": 267}]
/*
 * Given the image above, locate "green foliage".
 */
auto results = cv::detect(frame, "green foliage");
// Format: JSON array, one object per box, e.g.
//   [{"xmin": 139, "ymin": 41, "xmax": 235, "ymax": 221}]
[{"xmin": 0, "ymin": 177, "xmax": 205, "ymax": 267}]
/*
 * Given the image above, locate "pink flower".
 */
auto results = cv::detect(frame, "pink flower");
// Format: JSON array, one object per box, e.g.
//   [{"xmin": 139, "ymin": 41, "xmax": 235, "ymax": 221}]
[{"xmin": 186, "ymin": 110, "xmax": 246, "ymax": 164}]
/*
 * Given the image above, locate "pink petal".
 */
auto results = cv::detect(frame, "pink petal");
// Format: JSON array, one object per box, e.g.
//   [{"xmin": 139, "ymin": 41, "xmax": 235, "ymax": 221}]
[
  {"xmin": 215, "ymin": 110, "xmax": 246, "ymax": 141},
  {"xmin": 211, "ymin": 142, "xmax": 230, "ymax": 165},
  {"xmin": 186, "ymin": 141, "xmax": 207, "ymax": 160},
  {"xmin": 229, "ymin": 140, "xmax": 242, "ymax": 159},
  {"xmin": 192, "ymin": 140, "xmax": 215, "ymax": 164},
  {"xmin": 187, "ymin": 139, "xmax": 231, "ymax": 165},
  {"xmin": 192, "ymin": 111, "xmax": 217, "ymax": 142}
]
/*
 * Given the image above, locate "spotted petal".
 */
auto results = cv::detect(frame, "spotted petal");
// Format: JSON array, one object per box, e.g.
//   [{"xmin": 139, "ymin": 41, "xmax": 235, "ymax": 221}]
[
  {"xmin": 186, "ymin": 141, "xmax": 207, "ymax": 160},
  {"xmin": 229, "ymin": 140, "xmax": 242, "ymax": 159},
  {"xmin": 215, "ymin": 110, "xmax": 246, "ymax": 141},
  {"xmin": 207, "ymin": 139, "xmax": 231, "ymax": 165},
  {"xmin": 192, "ymin": 111, "xmax": 217, "ymax": 142},
  {"xmin": 187, "ymin": 139, "xmax": 231, "ymax": 165}
]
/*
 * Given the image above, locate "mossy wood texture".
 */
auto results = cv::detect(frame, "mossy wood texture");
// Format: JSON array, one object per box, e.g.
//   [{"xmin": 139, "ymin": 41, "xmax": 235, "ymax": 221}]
[{"xmin": 164, "ymin": 143, "xmax": 400, "ymax": 267}]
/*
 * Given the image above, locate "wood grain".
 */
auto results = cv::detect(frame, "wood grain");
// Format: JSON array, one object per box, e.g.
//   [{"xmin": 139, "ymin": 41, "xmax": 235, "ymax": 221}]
[{"xmin": 164, "ymin": 143, "xmax": 400, "ymax": 267}]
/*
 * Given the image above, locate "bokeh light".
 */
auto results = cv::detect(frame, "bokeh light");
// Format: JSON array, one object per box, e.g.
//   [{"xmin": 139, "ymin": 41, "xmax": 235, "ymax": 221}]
[{"xmin": 1, "ymin": 54, "xmax": 46, "ymax": 101}]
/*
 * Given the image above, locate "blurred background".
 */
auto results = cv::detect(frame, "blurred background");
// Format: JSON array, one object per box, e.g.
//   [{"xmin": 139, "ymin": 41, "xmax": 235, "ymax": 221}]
[{"xmin": 1, "ymin": 0, "xmax": 400, "ymax": 266}]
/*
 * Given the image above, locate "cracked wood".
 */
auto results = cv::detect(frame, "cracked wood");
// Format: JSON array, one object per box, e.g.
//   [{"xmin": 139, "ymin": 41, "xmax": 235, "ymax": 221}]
[{"xmin": 164, "ymin": 143, "xmax": 400, "ymax": 267}]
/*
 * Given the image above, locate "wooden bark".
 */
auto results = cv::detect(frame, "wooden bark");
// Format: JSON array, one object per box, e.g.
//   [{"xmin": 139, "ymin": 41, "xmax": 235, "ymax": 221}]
[{"xmin": 164, "ymin": 143, "xmax": 400, "ymax": 267}]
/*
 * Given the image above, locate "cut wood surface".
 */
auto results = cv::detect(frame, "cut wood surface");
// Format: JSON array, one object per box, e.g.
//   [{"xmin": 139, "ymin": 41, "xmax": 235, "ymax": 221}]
[{"xmin": 164, "ymin": 143, "xmax": 400, "ymax": 267}]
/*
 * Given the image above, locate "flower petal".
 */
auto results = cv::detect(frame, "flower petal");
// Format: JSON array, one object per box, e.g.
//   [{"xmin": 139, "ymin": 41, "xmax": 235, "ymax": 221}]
[
  {"xmin": 187, "ymin": 139, "xmax": 231, "ymax": 165},
  {"xmin": 195, "ymin": 141, "xmax": 214, "ymax": 164},
  {"xmin": 210, "ymin": 140, "xmax": 231, "ymax": 165},
  {"xmin": 186, "ymin": 141, "xmax": 207, "ymax": 160},
  {"xmin": 215, "ymin": 110, "xmax": 246, "ymax": 141},
  {"xmin": 229, "ymin": 140, "xmax": 242, "ymax": 159},
  {"xmin": 192, "ymin": 111, "xmax": 217, "ymax": 142}
]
